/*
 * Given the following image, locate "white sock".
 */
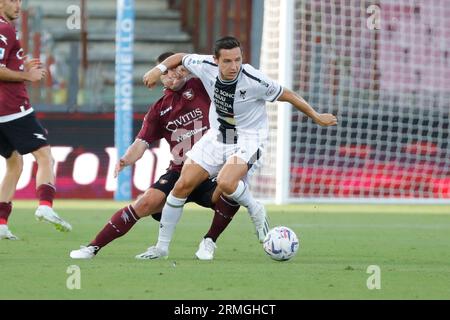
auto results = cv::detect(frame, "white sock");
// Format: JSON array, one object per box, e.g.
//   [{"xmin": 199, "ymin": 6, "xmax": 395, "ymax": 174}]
[
  {"xmin": 156, "ymin": 193, "xmax": 187, "ymax": 252},
  {"xmin": 229, "ymin": 180, "xmax": 258, "ymax": 214}
]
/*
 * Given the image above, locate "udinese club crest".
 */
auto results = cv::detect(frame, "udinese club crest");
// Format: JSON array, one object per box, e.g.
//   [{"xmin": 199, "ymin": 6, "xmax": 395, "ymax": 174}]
[{"xmin": 182, "ymin": 88, "xmax": 195, "ymax": 100}]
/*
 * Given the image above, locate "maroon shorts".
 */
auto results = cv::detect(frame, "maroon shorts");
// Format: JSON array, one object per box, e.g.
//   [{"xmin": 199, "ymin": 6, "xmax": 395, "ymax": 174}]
[{"xmin": 152, "ymin": 170, "xmax": 217, "ymax": 209}]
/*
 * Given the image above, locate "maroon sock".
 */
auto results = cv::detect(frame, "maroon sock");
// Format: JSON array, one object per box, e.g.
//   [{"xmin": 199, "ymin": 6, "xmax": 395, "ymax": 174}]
[
  {"xmin": 0, "ymin": 202, "xmax": 12, "ymax": 225},
  {"xmin": 90, "ymin": 205, "xmax": 140, "ymax": 251},
  {"xmin": 205, "ymin": 195, "xmax": 240, "ymax": 242},
  {"xmin": 36, "ymin": 184, "xmax": 56, "ymax": 207}
]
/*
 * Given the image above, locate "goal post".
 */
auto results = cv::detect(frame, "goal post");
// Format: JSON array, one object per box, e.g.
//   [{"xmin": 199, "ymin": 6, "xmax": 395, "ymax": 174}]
[
  {"xmin": 276, "ymin": 0, "xmax": 295, "ymax": 205},
  {"xmin": 251, "ymin": 0, "xmax": 450, "ymax": 204}
]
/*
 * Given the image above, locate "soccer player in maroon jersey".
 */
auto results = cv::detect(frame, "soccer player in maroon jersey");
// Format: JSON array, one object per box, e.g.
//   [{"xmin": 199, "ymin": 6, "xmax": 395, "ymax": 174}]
[
  {"xmin": 70, "ymin": 52, "xmax": 254, "ymax": 260},
  {"xmin": 0, "ymin": 0, "xmax": 71, "ymax": 240}
]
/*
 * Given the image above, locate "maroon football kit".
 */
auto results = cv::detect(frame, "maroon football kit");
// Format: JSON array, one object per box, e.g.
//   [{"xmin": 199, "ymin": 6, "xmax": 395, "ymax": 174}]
[
  {"xmin": 0, "ymin": 16, "xmax": 30, "ymax": 118},
  {"xmin": 138, "ymin": 77, "xmax": 210, "ymax": 172},
  {"xmin": 135, "ymin": 77, "xmax": 222, "ymax": 209},
  {"xmin": 0, "ymin": 16, "xmax": 48, "ymax": 158}
]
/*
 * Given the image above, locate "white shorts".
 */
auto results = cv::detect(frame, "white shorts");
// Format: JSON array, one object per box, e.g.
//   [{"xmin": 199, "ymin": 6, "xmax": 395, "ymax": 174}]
[{"xmin": 186, "ymin": 129, "xmax": 266, "ymax": 177}]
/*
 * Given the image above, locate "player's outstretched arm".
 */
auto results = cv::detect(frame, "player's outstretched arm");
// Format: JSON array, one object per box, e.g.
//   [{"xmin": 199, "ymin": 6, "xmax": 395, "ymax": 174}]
[
  {"xmin": 277, "ymin": 88, "xmax": 338, "ymax": 126},
  {"xmin": 0, "ymin": 65, "xmax": 46, "ymax": 82},
  {"xmin": 114, "ymin": 139, "xmax": 148, "ymax": 178},
  {"xmin": 142, "ymin": 53, "xmax": 187, "ymax": 89}
]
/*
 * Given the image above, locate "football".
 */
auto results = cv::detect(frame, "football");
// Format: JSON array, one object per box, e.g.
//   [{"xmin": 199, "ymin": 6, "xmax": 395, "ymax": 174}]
[{"xmin": 263, "ymin": 226, "xmax": 299, "ymax": 261}]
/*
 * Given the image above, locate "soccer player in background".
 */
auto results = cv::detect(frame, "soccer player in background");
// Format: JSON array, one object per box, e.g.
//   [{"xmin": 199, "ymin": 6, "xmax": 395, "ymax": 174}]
[
  {"xmin": 141, "ymin": 36, "xmax": 338, "ymax": 259},
  {"xmin": 70, "ymin": 52, "xmax": 265, "ymax": 261},
  {"xmin": 0, "ymin": 0, "xmax": 72, "ymax": 240}
]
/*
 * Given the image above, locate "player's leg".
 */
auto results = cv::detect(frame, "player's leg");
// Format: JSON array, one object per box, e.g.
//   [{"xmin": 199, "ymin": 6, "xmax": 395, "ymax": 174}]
[
  {"xmin": 2, "ymin": 113, "xmax": 71, "ymax": 232},
  {"xmin": 217, "ymin": 154, "xmax": 269, "ymax": 242},
  {"xmin": 32, "ymin": 145, "xmax": 71, "ymax": 232},
  {"xmin": 70, "ymin": 189, "xmax": 166, "ymax": 259},
  {"xmin": 0, "ymin": 151, "xmax": 23, "ymax": 203},
  {"xmin": 186, "ymin": 178, "xmax": 240, "ymax": 259},
  {"xmin": 195, "ymin": 195, "xmax": 240, "ymax": 260},
  {"xmin": 204, "ymin": 195, "xmax": 240, "ymax": 242},
  {"xmin": 90, "ymin": 187, "xmax": 168, "ymax": 248},
  {"xmin": 196, "ymin": 195, "xmax": 240, "ymax": 260},
  {"xmin": 32, "ymin": 146, "xmax": 56, "ymax": 203},
  {"xmin": 136, "ymin": 159, "xmax": 210, "ymax": 259},
  {"xmin": 70, "ymin": 171, "xmax": 178, "ymax": 259},
  {"xmin": 217, "ymin": 156, "xmax": 262, "ymax": 211},
  {"xmin": 137, "ymin": 130, "xmax": 223, "ymax": 259},
  {"xmin": 0, "ymin": 149, "xmax": 22, "ymax": 240}
]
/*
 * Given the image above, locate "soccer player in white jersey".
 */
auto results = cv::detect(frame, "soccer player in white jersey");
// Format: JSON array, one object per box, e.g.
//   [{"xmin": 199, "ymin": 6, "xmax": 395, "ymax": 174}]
[{"xmin": 141, "ymin": 36, "xmax": 337, "ymax": 258}]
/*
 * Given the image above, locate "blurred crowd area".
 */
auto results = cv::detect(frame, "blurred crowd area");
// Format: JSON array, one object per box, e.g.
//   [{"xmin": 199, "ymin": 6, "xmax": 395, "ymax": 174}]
[{"xmin": 19, "ymin": 0, "xmax": 256, "ymax": 113}]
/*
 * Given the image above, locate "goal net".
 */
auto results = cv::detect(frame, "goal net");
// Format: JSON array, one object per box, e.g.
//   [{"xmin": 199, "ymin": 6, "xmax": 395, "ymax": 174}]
[{"xmin": 251, "ymin": 0, "xmax": 450, "ymax": 203}]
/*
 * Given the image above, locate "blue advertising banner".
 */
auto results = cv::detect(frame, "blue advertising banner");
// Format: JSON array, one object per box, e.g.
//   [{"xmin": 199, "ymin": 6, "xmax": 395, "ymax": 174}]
[{"xmin": 114, "ymin": 0, "xmax": 135, "ymax": 200}]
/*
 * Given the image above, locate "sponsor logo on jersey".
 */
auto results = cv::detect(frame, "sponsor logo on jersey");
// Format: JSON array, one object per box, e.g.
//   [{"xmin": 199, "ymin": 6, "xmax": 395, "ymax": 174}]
[
  {"xmin": 160, "ymin": 106, "xmax": 172, "ymax": 116},
  {"xmin": 239, "ymin": 90, "xmax": 247, "ymax": 100},
  {"xmin": 175, "ymin": 125, "xmax": 208, "ymax": 143},
  {"xmin": 182, "ymin": 88, "xmax": 195, "ymax": 100},
  {"xmin": 0, "ymin": 48, "xmax": 4, "ymax": 60},
  {"xmin": 16, "ymin": 48, "xmax": 24, "ymax": 60},
  {"xmin": 0, "ymin": 34, "xmax": 7, "ymax": 46},
  {"xmin": 266, "ymin": 84, "xmax": 278, "ymax": 97},
  {"xmin": 158, "ymin": 179, "xmax": 168, "ymax": 185},
  {"xmin": 187, "ymin": 58, "xmax": 202, "ymax": 65},
  {"xmin": 214, "ymin": 82, "xmax": 237, "ymax": 120},
  {"xmin": 165, "ymin": 108, "xmax": 203, "ymax": 132}
]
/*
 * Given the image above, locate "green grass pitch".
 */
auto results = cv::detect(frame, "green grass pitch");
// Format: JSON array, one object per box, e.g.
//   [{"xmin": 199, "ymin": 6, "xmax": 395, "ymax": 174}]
[{"xmin": 1, "ymin": 201, "xmax": 449, "ymax": 300}]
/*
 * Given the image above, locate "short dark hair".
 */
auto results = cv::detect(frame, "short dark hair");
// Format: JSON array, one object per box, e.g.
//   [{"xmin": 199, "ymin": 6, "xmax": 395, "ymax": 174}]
[
  {"xmin": 157, "ymin": 52, "xmax": 175, "ymax": 63},
  {"xmin": 214, "ymin": 36, "xmax": 241, "ymax": 58}
]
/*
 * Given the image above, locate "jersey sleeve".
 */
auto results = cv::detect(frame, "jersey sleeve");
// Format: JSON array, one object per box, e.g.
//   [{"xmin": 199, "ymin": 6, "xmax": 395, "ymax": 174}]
[
  {"xmin": 182, "ymin": 54, "xmax": 216, "ymax": 78},
  {"xmin": 136, "ymin": 100, "xmax": 163, "ymax": 145},
  {"xmin": 245, "ymin": 65, "xmax": 284, "ymax": 102},
  {"xmin": 0, "ymin": 25, "xmax": 15, "ymax": 66},
  {"xmin": 191, "ymin": 78, "xmax": 211, "ymax": 101}
]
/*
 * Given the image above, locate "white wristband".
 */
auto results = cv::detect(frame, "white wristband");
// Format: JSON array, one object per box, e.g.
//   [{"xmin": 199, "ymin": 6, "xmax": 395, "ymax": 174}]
[{"xmin": 156, "ymin": 64, "xmax": 168, "ymax": 74}]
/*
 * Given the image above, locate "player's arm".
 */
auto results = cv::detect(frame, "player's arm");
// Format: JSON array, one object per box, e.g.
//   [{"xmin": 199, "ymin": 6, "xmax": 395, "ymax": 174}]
[
  {"xmin": 0, "ymin": 65, "xmax": 46, "ymax": 82},
  {"xmin": 0, "ymin": 26, "xmax": 46, "ymax": 82},
  {"xmin": 114, "ymin": 139, "xmax": 148, "ymax": 178},
  {"xmin": 277, "ymin": 88, "xmax": 338, "ymax": 127},
  {"xmin": 143, "ymin": 53, "xmax": 187, "ymax": 89}
]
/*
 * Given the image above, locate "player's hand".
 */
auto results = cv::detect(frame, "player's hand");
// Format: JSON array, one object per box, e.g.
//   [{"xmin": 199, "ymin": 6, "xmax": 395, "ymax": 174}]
[
  {"xmin": 175, "ymin": 65, "xmax": 189, "ymax": 78},
  {"xmin": 24, "ymin": 57, "xmax": 43, "ymax": 72},
  {"xmin": 143, "ymin": 68, "xmax": 161, "ymax": 89},
  {"xmin": 26, "ymin": 66, "xmax": 46, "ymax": 82},
  {"xmin": 314, "ymin": 113, "xmax": 338, "ymax": 126},
  {"xmin": 114, "ymin": 158, "xmax": 129, "ymax": 178}
]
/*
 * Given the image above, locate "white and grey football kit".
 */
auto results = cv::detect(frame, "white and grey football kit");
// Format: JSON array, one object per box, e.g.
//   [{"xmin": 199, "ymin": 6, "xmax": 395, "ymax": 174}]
[{"xmin": 182, "ymin": 54, "xmax": 283, "ymax": 176}]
